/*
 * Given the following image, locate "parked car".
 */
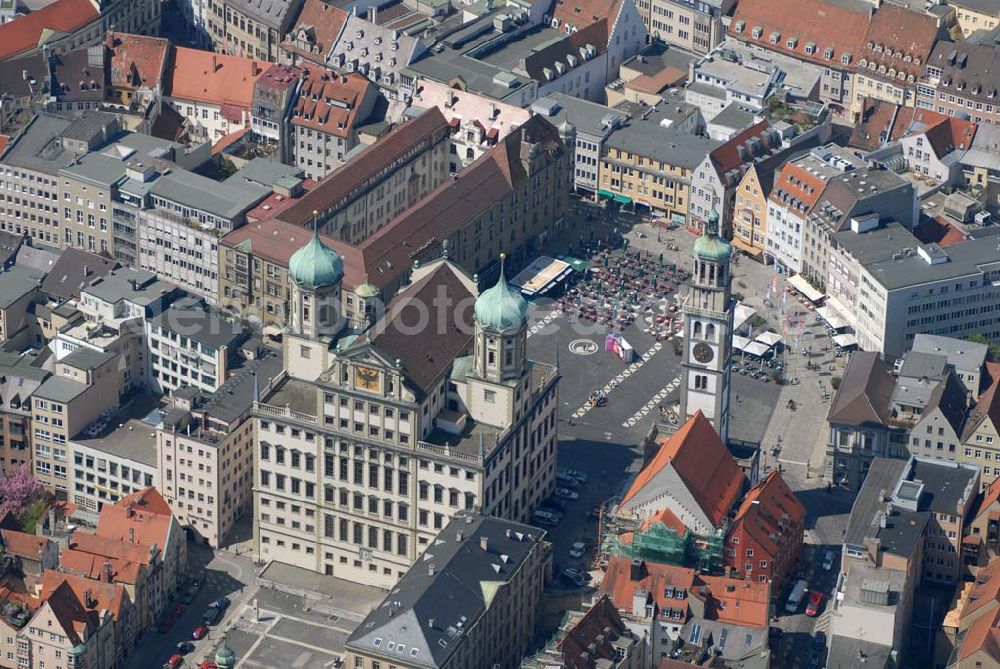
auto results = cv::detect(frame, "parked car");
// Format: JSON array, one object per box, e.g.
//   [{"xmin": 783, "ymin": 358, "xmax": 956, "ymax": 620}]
[
  {"xmin": 554, "ymin": 487, "xmax": 579, "ymax": 501},
  {"xmin": 541, "ymin": 498, "xmax": 567, "ymax": 512},
  {"xmin": 201, "ymin": 607, "xmax": 223, "ymax": 626},
  {"xmin": 559, "ymin": 468, "xmax": 589, "ymax": 484},
  {"xmin": 176, "ymin": 641, "xmax": 196, "ymax": 655},
  {"xmin": 555, "ymin": 472, "xmax": 580, "ymax": 488},
  {"xmin": 569, "ymin": 541, "xmax": 588, "ymax": 559},
  {"xmin": 822, "ymin": 551, "xmax": 834, "ymax": 571},
  {"xmin": 768, "ymin": 626, "xmax": 783, "ymax": 639},
  {"xmin": 560, "ymin": 568, "xmax": 584, "ymax": 586},
  {"xmin": 210, "ymin": 596, "xmax": 231, "ymax": 611},
  {"xmin": 163, "ymin": 655, "xmax": 184, "ymax": 669},
  {"xmin": 812, "ymin": 631, "xmax": 826, "ymax": 650},
  {"xmin": 532, "ymin": 510, "xmax": 560, "ymax": 527},
  {"xmin": 192, "ymin": 626, "xmax": 209, "ymax": 640},
  {"xmin": 805, "ymin": 591, "xmax": 823, "ymax": 617}
]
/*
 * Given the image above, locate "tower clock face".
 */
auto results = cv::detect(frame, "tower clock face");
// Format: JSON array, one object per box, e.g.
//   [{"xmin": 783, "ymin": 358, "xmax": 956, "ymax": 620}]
[{"xmin": 692, "ymin": 342, "xmax": 715, "ymax": 364}]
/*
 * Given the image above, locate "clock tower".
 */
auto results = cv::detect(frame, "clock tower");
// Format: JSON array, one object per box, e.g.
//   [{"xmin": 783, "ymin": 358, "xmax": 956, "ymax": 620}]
[{"xmin": 679, "ymin": 207, "xmax": 733, "ymax": 442}]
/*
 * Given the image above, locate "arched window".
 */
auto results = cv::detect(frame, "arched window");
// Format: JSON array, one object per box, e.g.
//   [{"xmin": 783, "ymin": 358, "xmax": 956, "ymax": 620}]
[
  {"xmin": 706, "ymin": 324, "xmax": 716, "ymax": 341},
  {"xmin": 693, "ymin": 321, "xmax": 703, "ymax": 337}
]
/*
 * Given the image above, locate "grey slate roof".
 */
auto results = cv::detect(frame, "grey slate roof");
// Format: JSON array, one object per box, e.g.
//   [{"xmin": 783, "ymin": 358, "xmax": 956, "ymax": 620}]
[
  {"xmin": 83, "ymin": 268, "xmax": 177, "ymax": 308},
  {"xmin": 1, "ymin": 114, "xmax": 75, "ymax": 174},
  {"xmin": 149, "ymin": 296, "xmax": 245, "ymax": 351},
  {"xmin": 533, "ymin": 93, "xmax": 627, "ymax": 139},
  {"xmin": 226, "ymin": 157, "xmax": 303, "ymax": 189},
  {"xmin": 0, "ymin": 351, "xmax": 50, "ymax": 412},
  {"xmin": 912, "ymin": 333, "xmax": 988, "ymax": 374},
  {"xmin": 604, "ymin": 122, "xmax": 720, "ymax": 169},
  {"xmin": 709, "ymin": 103, "xmax": 757, "ymax": 132},
  {"xmin": 226, "ymin": 0, "xmax": 302, "ymax": 30},
  {"xmin": 827, "ymin": 351, "xmax": 895, "ymax": 426},
  {"xmin": 14, "ymin": 244, "xmax": 61, "ymax": 275},
  {"xmin": 33, "ymin": 375, "xmax": 90, "ymax": 403},
  {"xmin": 40, "ymin": 248, "xmax": 118, "ymax": 301},
  {"xmin": 198, "ymin": 350, "xmax": 283, "ymax": 425},
  {"xmin": 60, "ymin": 347, "xmax": 116, "ymax": 371},
  {"xmin": 843, "ymin": 458, "xmax": 920, "ymax": 554},
  {"xmin": 897, "ymin": 351, "xmax": 949, "ymax": 383},
  {"xmin": 149, "ymin": 170, "xmax": 270, "ymax": 221},
  {"xmin": 826, "ymin": 636, "xmax": 896, "ymax": 669},
  {"xmin": 863, "ymin": 237, "xmax": 1000, "ymax": 291},
  {"xmin": 0, "ymin": 266, "xmax": 42, "ymax": 308},
  {"xmin": 346, "ymin": 512, "xmax": 543, "ymax": 669}
]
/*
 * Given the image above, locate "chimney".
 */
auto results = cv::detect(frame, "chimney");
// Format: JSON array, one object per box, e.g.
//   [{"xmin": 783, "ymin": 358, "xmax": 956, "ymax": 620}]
[
  {"xmin": 102, "ymin": 561, "xmax": 112, "ymax": 583},
  {"xmin": 83, "ymin": 589, "xmax": 95, "ymax": 608},
  {"xmin": 428, "ymin": 564, "xmax": 435, "ymax": 576},
  {"xmin": 212, "ymin": 55, "xmax": 218, "ymax": 72},
  {"xmin": 456, "ymin": 530, "xmax": 464, "ymax": 542},
  {"xmin": 368, "ymin": 5, "xmax": 378, "ymax": 22},
  {"xmin": 630, "ymin": 558, "xmax": 646, "ymax": 581},
  {"xmin": 480, "ymin": 536, "xmax": 489, "ymax": 552},
  {"xmin": 128, "ymin": 527, "xmax": 135, "ymax": 543},
  {"xmin": 428, "ymin": 618, "xmax": 435, "ymax": 629}
]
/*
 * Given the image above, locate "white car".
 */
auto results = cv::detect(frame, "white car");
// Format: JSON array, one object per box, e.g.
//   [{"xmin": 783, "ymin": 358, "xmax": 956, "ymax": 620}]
[
  {"xmin": 569, "ymin": 541, "xmax": 587, "ymax": 559},
  {"xmin": 559, "ymin": 468, "xmax": 589, "ymax": 484},
  {"xmin": 822, "ymin": 550, "xmax": 835, "ymax": 571},
  {"xmin": 555, "ymin": 487, "xmax": 579, "ymax": 501}
]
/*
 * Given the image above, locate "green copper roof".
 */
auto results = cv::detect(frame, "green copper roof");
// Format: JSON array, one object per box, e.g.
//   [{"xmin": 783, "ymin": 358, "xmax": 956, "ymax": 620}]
[
  {"xmin": 215, "ymin": 643, "xmax": 236, "ymax": 668},
  {"xmin": 694, "ymin": 207, "xmax": 731, "ymax": 261},
  {"xmin": 289, "ymin": 229, "xmax": 343, "ymax": 289},
  {"xmin": 475, "ymin": 261, "xmax": 528, "ymax": 332},
  {"xmin": 355, "ymin": 281, "xmax": 379, "ymax": 298}
]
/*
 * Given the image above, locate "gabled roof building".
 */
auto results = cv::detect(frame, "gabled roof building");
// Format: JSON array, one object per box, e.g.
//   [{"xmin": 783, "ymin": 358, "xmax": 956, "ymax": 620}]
[{"xmin": 343, "ymin": 512, "xmax": 547, "ymax": 669}]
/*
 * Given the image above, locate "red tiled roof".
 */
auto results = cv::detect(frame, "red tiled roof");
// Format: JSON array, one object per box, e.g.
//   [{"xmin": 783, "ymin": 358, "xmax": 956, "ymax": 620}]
[
  {"xmin": 0, "ymin": 134, "xmax": 11, "ymax": 158},
  {"xmin": 860, "ymin": 3, "xmax": 939, "ymax": 81},
  {"xmin": 640, "ymin": 507, "xmax": 687, "ymax": 537},
  {"xmin": 627, "ymin": 66, "xmax": 686, "ymax": 95},
  {"xmin": 729, "ymin": 471, "xmax": 804, "ymax": 566},
  {"xmin": 698, "ymin": 574, "xmax": 770, "ymax": 628},
  {"xmin": 42, "ymin": 581, "xmax": 96, "ymax": 646},
  {"xmin": 291, "ymin": 70, "xmax": 373, "ymax": 138},
  {"xmin": 212, "ymin": 127, "xmax": 250, "ymax": 155},
  {"xmin": 282, "ymin": 0, "xmax": 350, "ymax": 61},
  {"xmin": 277, "ymin": 107, "xmax": 450, "ymax": 227},
  {"xmin": 221, "ymin": 217, "xmax": 363, "ymax": 290},
  {"xmin": 166, "ymin": 46, "xmax": 267, "ymax": 109},
  {"xmin": 729, "ymin": 0, "xmax": 869, "ymax": 70},
  {"xmin": 558, "ymin": 596, "xmax": 631, "ymax": 669},
  {"xmin": 620, "ymin": 412, "xmax": 745, "ymax": 528},
  {"xmin": 553, "ymin": 0, "xmax": 622, "ymax": 35},
  {"xmin": 849, "ymin": 98, "xmax": 900, "ymax": 151},
  {"xmin": 599, "ymin": 556, "xmax": 696, "ymax": 615},
  {"xmin": 912, "ymin": 214, "xmax": 968, "ymax": 247},
  {"xmin": 0, "ymin": 529, "xmax": 48, "ymax": 561},
  {"xmin": 41, "ymin": 570, "xmax": 129, "ymax": 621},
  {"xmin": 599, "ymin": 556, "xmax": 769, "ymax": 627},
  {"xmin": 709, "ymin": 121, "xmax": 772, "ymax": 176},
  {"xmin": 923, "ymin": 113, "xmax": 977, "ymax": 158},
  {"xmin": 0, "ymin": 0, "xmax": 99, "ymax": 60},
  {"xmin": 966, "ymin": 373, "xmax": 1000, "ymax": 444},
  {"xmin": 959, "ymin": 607, "xmax": 1000, "ymax": 663},
  {"xmin": 245, "ymin": 179, "xmax": 319, "ymax": 222},
  {"xmin": 769, "ymin": 161, "xmax": 827, "ymax": 214},
  {"xmin": 106, "ymin": 32, "xmax": 170, "ymax": 92}
]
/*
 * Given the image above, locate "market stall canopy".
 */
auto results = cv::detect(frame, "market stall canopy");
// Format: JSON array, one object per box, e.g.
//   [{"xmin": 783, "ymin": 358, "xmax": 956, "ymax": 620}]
[
  {"xmin": 787, "ymin": 273, "xmax": 825, "ymax": 303},
  {"xmin": 816, "ymin": 305, "xmax": 849, "ymax": 330}
]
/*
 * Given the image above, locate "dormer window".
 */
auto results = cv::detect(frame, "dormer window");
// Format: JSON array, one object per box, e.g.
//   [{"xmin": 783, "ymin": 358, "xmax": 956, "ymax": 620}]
[
  {"xmin": 751, "ymin": 26, "xmax": 763, "ymax": 39},
  {"xmin": 734, "ymin": 20, "xmax": 745, "ymax": 33},
  {"xmin": 769, "ymin": 31, "xmax": 780, "ymax": 44},
  {"xmin": 804, "ymin": 43, "xmax": 816, "ymax": 55},
  {"xmin": 786, "ymin": 37, "xmax": 797, "ymax": 49},
  {"xmin": 841, "ymin": 53, "xmax": 851, "ymax": 65},
  {"xmin": 824, "ymin": 47, "xmax": 834, "ymax": 60}
]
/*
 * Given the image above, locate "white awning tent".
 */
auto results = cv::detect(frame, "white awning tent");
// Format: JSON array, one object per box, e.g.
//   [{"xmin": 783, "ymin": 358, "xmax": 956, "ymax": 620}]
[
  {"xmin": 833, "ymin": 333, "xmax": 859, "ymax": 349},
  {"xmin": 733, "ymin": 335, "xmax": 752, "ymax": 351},
  {"xmin": 755, "ymin": 331, "xmax": 783, "ymax": 347},
  {"xmin": 743, "ymin": 341, "xmax": 771, "ymax": 357},
  {"xmin": 733, "ymin": 302, "xmax": 757, "ymax": 332},
  {"xmin": 511, "ymin": 256, "xmax": 574, "ymax": 297},
  {"xmin": 816, "ymin": 305, "xmax": 849, "ymax": 330},
  {"xmin": 787, "ymin": 273, "xmax": 825, "ymax": 303}
]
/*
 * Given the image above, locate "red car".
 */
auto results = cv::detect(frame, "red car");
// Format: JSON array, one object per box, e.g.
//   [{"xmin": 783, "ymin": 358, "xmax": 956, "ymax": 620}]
[
  {"xmin": 192, "ymin": 626, "xmax": 209, "ymax": 640},
  {"xmin": 805, "ymin": 590, "xmax": 823, "ymax": 617},
  {"xmin": 162, "ymin": 655, "xmax": 184, "ymax": 669}
]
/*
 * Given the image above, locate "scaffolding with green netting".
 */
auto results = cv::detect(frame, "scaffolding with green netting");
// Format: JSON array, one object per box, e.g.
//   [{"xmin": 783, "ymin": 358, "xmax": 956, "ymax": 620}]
[{"xmin": 601, "ymin": 518, "xmax": 725, "ymax": 574}]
